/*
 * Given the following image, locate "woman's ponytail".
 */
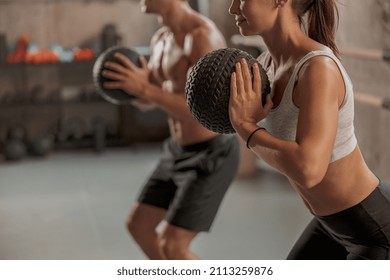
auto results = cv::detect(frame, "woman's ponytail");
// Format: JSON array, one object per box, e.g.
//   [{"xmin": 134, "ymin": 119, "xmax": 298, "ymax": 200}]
[{"xmin": 295, "ymin": 0, "xmax": 340, "ymax": 57}]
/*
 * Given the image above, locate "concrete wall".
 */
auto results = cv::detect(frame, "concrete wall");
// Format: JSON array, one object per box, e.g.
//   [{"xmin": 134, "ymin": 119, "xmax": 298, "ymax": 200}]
[{"xmin": 0, "ymin": 0, "xmax": 389, "ymax": 180}]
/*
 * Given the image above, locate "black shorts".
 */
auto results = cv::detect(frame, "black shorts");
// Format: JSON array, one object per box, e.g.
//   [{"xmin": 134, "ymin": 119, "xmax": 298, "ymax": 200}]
[
  {"xmin": 137, "ymin": 135, "xmax": 240, "ymax": 232},
  {"xmin": 287, "ymin": 181, "xmax": 390, "ymax": 260}
]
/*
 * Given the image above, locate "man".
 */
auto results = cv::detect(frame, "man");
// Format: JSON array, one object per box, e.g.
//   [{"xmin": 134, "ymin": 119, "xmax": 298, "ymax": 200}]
[{"xmin": 102, "ymin": 0, "xmax": 240, "ymax": 259}]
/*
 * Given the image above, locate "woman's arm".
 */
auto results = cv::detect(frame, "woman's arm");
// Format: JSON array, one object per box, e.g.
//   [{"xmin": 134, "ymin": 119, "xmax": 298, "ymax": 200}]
[{"xmin": 230, "ymin": 57, "xmax": 344, "ymax": 189}]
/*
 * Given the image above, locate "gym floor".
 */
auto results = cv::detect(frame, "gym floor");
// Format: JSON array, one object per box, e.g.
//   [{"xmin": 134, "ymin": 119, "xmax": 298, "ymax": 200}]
[{"xmin": 0, "ymin": 143, "xmax": 312, "ymax": 260}]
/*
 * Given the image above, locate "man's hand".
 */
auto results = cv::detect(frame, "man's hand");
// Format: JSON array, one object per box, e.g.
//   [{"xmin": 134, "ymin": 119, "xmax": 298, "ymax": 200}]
[{"xmin": 102, "ymin": 53, "xmax": 150, "ymax": 98}]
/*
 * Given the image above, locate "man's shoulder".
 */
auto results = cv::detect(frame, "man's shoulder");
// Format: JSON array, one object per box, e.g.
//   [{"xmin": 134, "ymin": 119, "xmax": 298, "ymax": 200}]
[
  {"xmin": 184, "ymin": 27, "xmax": 226, "ymax": 63},
  {"xmin": 187, "ymin": 22, "xmax": 225, "ymax": 49},
  {"xmin": 188, "ymin": 22, "xmax": 217, "ymax": 40}
]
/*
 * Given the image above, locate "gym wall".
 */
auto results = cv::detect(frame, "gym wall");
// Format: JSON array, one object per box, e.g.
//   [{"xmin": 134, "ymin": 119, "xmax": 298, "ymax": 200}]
[
  {"xmin": 0, "ymin": 0, "xmax": 236, "ymax": 51},
  {"xmin": 338, "ymin": 0, "xmax": 390, "ymax": 181},
  {"xmin": 0, "ymin": 0, "xmax": 389, "ymax": 181},
  {"xmin": 0, "ymin": 0, "xmax": 157, "ymax": 49}
]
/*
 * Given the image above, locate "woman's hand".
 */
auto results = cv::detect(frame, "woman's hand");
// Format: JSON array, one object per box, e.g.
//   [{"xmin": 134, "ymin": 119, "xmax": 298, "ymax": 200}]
[
  {"xmin": 229, "ymin": 58, "xmax": 273, "ymax": 137},
  {"xmin": 102, "ymin": 53, "xmax": 150, "ymax": 98}
]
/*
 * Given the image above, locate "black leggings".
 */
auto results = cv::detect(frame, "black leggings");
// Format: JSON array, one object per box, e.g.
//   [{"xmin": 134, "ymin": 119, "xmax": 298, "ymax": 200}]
[{"xmin": 287, "ymin": 181, "xmax": 390, "ymax": 260}]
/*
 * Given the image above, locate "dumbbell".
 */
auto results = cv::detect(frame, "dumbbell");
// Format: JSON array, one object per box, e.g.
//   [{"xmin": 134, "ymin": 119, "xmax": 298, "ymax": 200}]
[
  {"xmin": 185, "ymin": 48, "xmax": 270, "ymax": 134},
  {"xmin": 29, "ymin": 135, "xmax": 54, "ymax": 157},
  {"xmin": 93, "ymin": 46, "xmax": 141, "ymax": 105},
  {"xmin": 4, "ymin": 126, "xmax": 27, "ymax": 161}
]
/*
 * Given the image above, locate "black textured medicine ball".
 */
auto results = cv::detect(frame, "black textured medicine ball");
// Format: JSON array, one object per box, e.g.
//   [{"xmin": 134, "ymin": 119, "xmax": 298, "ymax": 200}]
[
  {"xmin": 93, "ymin": 46, "xmax": 140, "ymax": 105},
  {"xmin": 185, "ymin": 48, "xmax": 270, "ymax": 134}
]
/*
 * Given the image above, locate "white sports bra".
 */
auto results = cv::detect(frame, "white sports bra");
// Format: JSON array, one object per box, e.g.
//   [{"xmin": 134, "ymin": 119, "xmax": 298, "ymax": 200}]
[{"xmin": 258, "ymin": 48, "xmax": 357, "ymax": 163}]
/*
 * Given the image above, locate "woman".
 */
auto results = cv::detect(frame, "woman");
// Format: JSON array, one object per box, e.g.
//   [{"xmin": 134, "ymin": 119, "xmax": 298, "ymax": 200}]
[{"xmin": 228, "ymin": 0, "xmax": 390, "ymax": 259}]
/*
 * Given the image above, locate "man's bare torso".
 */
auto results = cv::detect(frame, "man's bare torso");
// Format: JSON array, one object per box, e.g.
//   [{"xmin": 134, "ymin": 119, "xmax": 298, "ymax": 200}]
[{"xmin": 148, "ymin": 27, "xmax": 219, "ymax": 145}]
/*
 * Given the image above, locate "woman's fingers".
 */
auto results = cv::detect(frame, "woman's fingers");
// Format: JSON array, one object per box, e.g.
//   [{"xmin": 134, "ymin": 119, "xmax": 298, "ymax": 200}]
[
  {"xmin": 230, "ymin": 60, "xmax": 271, "ymax": 130},
  {"xmin": 236, "ymin": 59, "xmax": 262, "ymax": 100},
  {"xmin": 240, "ymin": 58, "xmax": 252, "ymax": 93},
  {"xmin": 235, "ymin": 62, "xmax": 245, "ymax": 94},
  {"xmin": 252, "ymin": 63, "xmax": 261, "ymax": 96},
  {"xmin": 230, "ymin": 72, "xmax": 237, "ymax": 98}
]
